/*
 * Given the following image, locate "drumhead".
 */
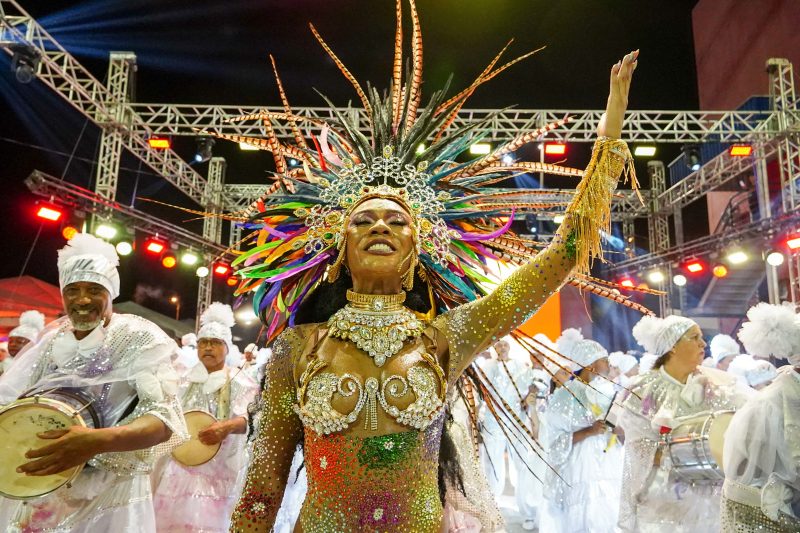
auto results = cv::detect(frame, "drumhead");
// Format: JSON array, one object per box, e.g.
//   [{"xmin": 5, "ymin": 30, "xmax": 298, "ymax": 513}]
[
  {"xmin": 171, "ymin": 410, "xmax": 221, "ymax": 467},
  {"xmin": 708, "ymin": 411, "xmax": 734, "ymax": 468},
  {"xmin": 0, "ymin": 398, "xmax": 87, "ymax": 499}
]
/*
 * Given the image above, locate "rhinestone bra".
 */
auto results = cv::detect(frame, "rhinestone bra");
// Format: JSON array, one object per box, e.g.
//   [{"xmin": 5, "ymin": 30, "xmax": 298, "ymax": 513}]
[{"xmin": 294, "ymin": 349, "xmax": 447, "ymax": 434}]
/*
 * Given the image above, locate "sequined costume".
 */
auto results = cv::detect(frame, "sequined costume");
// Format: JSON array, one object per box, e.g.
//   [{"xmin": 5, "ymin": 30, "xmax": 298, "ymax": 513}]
[
  {"xmin": 0, "ymin": 314, "xmax": 188, "ymax": 533},
  {"xmin": 616, "ymin": 366, "xmax": 750, "ymax": 532},
  {"xmin": 153, "ymin": 363, "xmax": 258, "ymax": 532},
  {"xmin": 230, "ymin": 135, "xmax": 632, "ymax": 532},
  {"xmin": 720, "ymin": 367, "xmax": 800, "ymax": 532},
  {"xmin": 539, "ymin": 377, "xmax": 623, "ymax": 532}
]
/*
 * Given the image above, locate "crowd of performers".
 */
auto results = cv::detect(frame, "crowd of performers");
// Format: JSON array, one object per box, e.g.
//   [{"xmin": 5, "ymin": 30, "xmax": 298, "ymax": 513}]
[
  {"xmin": 0, "ymin": 235, "xmax": 797, "ymax": 533},
  {"xmin": 0, "ymin": 4, "xmax": 797, "ymax": 532}
]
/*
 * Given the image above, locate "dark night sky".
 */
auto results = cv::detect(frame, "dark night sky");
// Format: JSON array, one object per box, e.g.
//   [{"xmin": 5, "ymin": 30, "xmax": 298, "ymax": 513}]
[{"xmin": 0, "ymin": 0, "xmax": 699, "ymax": 320}]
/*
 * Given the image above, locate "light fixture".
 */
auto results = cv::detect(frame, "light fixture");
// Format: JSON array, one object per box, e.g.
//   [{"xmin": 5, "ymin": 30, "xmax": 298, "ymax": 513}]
[
  {"xmin": 226, "ymin": 276, "xmax": 239, "ymax": 287},
  {"xmin": 619, "ymin": 278, "xmax": 635, "ymax": 288},
  {"xmin": 501, "ymin": 154, "xmax": 514, "ymax": 165},
  {"xmin": 144, "ymin": 238, "xmax": 167, "ymax": 255},
  {"xmin": 416, "ymin": 143, "xmax": 426, "ymax": 154},
  {"xmin": 214, "ymin": 263, "xmax": 231, "ymax": 276},
  {"xmin": 94, "ymin": 223, "xmax": 118, "ymax": 240},
  {"xmin": 647, "ymin": 270, "xmax": 665, "ymax": 284},
  {"xmin": 161, "ymin": 254, "xmax": 177, "ymax": 269},
  {"xmin": 147, "ymin": 137, "xmax": 172, "ymax": 150},
  {"xmin": 673, "ymin": 274, "xmax": 688, "ymax": 287},
  {"xmin": 725, "ymin": 249, "xmax": 748, "ymax": 265},
  {"xmin": 544, "ymin": 142, "xmax": 567, "ymax": 156},
  {"xmin": 469, "ymin": 143, "xmax": 491, "ymax": 155},
  {"xmin": 181, "ymin": 251, "xmax": 199, "ymax": 266},
  {"xmin": 196, "ymin": 266, "xmax": 210, "ymax": 278},
  {"xmin": 10, "ymin": 45, "xmax": 40, "ymax": 84},
  {"xmin": 115, "ymin": 241, "xmax": 133, "ymax": 256},
  {"xmin": 712, "ymin": 264, "xmax": 729, "ymax": 278},
  {"xmin": 169, "ymin": 296, "xmax": 179, "ymax": 304},
  {"xmin": 684, "ymin": 259, "xmax": 705, "ymax": 274},
  {"xmin": 235, "ymin": 306, "xmax": 258, "ymax": 325},
  {"xmin": 786, "ymin": 235, "xmax": 800, "ymax": 250},
  {"xmin": 552, "ymin": 214, "xmax": 565, "ymax": 224},
  {"xmin": 62, "ymin": 226, "xmax": 79, "ymax": 240},
  {"xmin": 239, "ymin": 142, "xmax": 259, "ymax": 151},
  {"xmin": 36, "ymin": 205, "xmax": 63, "ymax": 222},
  {"xmin": 634, "ymin": 145, "xmax": 656, "ymax": 157},
  {"xmin": 194, "ymin": 137, "xmax": 215, "ymax": 163},
  {"xmin": 729, "ymin": 145, "xmax": 753, "ymax": 157},
  {"xmin": 683, "ymin": 144, "xmax": 701, "ymax": 171},
  {"xmin": 766, "ymin": 251, "xmax": 785, "ymax": 266}
]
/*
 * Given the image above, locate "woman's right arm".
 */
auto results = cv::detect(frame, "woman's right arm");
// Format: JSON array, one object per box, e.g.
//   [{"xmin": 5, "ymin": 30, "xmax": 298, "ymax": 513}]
[{"xmin": 230, "ymin": 329, "xmax": 305, "ymax": 532}]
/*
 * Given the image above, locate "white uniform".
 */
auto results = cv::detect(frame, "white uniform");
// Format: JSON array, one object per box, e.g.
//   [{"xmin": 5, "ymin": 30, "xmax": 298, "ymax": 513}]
[
  {"xmin": 539, "ymin": 378, "xmax": 623, "ymax": 532},
  {"xmin": 721, "ymin": 367, "xmax": 800, "ymax": 531},
  {"xmin": 153, "ymin": 363, "xmax": 259, "ymax": 532},
  {"xmin": 0, "ymin": 314, "xmax": 187, "ymax": 533},
  {"xmin": 617, "ymin": 366, "xmax": 750, "ymax": 532}
]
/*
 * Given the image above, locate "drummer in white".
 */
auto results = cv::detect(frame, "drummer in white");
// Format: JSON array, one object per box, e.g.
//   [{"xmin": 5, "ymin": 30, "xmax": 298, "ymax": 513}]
[
  {"xmin": 153, "ymin": 302, "xmax": 258, "ymax": 532},
  {"xmin": 0, "ymin": 233, "xmax": 187, "ymax": 532},
  {"xmin": 617, "ymin": 315, "xmax": 751, "ymax": 532}
]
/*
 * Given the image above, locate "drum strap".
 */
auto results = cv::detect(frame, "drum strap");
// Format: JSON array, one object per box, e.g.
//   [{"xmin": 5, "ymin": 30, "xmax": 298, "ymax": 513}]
[
  {"xmin": 118, "ymin": 395, "xmax": 139, "ymax": 423},
  {"xmin": 216, "ymin": 369, "xmax": 232, "ymax": 420}
]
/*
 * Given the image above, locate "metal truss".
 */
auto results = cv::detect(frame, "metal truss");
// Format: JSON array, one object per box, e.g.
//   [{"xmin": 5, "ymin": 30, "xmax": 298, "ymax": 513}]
[
  {"xmin": 25, "ymin": 170, "xmax": 229, "ymax": 256},
  {"xmin": 605, "ymin": 211, "xmax": 800, "ymax": 275},
  {"xmin": 130, "ymin": 103, "xmax": 783, "ymax": 143},
  {"xmin": 0, "ymin": 1, "xmax": 213, "ymax": 205},
  {"xmin": 196, "ymin": 157, "xmax": 227, "ymax": 322}
]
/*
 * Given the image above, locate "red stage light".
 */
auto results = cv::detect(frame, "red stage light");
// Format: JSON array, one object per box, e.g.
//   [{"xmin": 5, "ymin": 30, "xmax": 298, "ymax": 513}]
[
  {"xmin": 786, "ymin": 236, "xmax": 800, "ymax": 250},
  {"xmin": 214, "ymin": 263, "xmax": 231, "ymax": 276},
  {"xmin": 544, "ymin": 142, "xmax": 567, "ymax": 156},
  {"xmin": 148, "ymin": 137, "xmax": 171, "ymax": 150},
  {"xmin": 712, "ymin": 264, "xmax": 728, "ymax": 278},
  {"xmin": 36, "ymin": 205, "xmax": 63, "ymax": 222},
  {"xmin": 61, "ymin": 225, "xmax": 79, "ymax": 240},
  {"xmin": 729, "ymin": 145, "xmax": 753, "ymax": 157},
  {"xmin": 161, "ymin": 254, "xmax": 177, "ymax": 269},
  {"xmin": 226, "ymin": 276, "xmax": 238, "ymax": 287},
  {"xmin": 145, "ymin": 238, "xmax": 166, "ymax": 254},
  {"xmin": 685, "ymin": 261, "xmax": 705, "ymax": 274},
  {"xmin": 619, "ymin": 278, "xmax": 635, "ymax": 288}
]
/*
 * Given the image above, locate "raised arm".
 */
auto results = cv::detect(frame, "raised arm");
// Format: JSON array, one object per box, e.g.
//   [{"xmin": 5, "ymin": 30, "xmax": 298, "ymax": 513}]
[
  {"xmin": 230, "ymin": 329, "xmax": 304, "ymax": 532},
  {"xmin": 436, "ymin": 51, "xmax": 639, "ymax": 380}
]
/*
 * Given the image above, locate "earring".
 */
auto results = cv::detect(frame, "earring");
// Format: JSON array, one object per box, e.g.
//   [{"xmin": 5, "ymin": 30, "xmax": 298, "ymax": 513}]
[
  {"xmin": 327, "ymin": 238, "xmax": 347, "ymax": 283},
  {"xmin": 402, "ymin": 253, "xmax": 418, "ymax": 291}
]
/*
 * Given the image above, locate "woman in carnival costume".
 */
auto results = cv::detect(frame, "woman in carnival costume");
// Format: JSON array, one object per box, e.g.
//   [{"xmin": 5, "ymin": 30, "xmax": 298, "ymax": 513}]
[
  {"xmin": 618, "ymin": 315, "xmax": 752, "ymax": 532},
  {"xmin": 721, "ymin": 302, "xmax": 800, "ymax": 532},
  {"xmin": 206, "ymin": 2, "xmax": 644, "ymax": 530}
]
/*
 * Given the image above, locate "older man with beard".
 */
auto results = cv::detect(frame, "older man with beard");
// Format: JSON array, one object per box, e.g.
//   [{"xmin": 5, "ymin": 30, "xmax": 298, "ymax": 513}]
[{"xmin": 0, "ymin": 234, "xmax": 187, "ymax": 533}]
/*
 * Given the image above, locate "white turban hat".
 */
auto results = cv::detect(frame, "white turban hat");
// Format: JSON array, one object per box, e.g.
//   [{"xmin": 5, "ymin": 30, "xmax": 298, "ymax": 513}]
[
  {"xmin": 57, "ymin": 233, "xmax": 120, "ymax": 299},
  {"xmin": 9, "ymin": 310, "xmax": 46, "ymax": 342}
]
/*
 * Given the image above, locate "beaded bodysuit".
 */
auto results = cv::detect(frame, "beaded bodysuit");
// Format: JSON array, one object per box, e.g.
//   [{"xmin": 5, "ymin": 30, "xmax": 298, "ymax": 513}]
[{"xmin": 230, "ymin": 139, "xmax": 630, "ymax": 532}]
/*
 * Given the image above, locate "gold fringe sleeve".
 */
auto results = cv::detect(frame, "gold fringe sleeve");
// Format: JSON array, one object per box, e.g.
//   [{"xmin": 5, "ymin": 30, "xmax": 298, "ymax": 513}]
[
  {"xmin": 434, "ymin": 138, "xmax": 634, "ymax": 382},
  {"xmin": 229, "ymin": 327, "xmax": 305, "ymax": 532}
]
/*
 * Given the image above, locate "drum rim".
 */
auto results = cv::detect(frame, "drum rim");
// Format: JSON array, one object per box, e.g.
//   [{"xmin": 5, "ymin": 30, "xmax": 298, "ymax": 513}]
[
  {"xmin": 21, "ymin": 388, "xmax": 103, "ymax": 429},
  {"xmin": 663, "ymin": 409, "xmax": 735, "ymax": 483},
  {"xmin": 0, "ymin": 398, "xmax": 88, "ymax": 500},
  {"xmin": 172, "ymin": 409, "xmax": 221, "ymax": 467}
]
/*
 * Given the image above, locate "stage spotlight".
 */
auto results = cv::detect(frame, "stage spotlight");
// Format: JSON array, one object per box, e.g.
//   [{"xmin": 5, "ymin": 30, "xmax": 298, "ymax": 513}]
[
  {"xmin": 226, "ymin": 276, "xmax": 238, "ymax": 287},
  {"xmin": 194, "ymin": 137, "xmax": 215, "ymax": 163},
  {"xmin": 712, "ymin": 264, "xmax": 729, "ymax": 278},
  {"xmin": 36, "ymin": 204, "xmax": 64, "ymax": 222},
  {"xmin": 501, "ymin": 154, "xmax": 514, "ymax": 165},
  {"xmin": 553, "ymin": 214, "xmax": 565, "ymax": 224},
  {"xmin": 94, "ymin": 223, "xmax": 118, "ymax": 240},
  {"xmin": 213, "ymin": 263, "xmax": 231, "ymax": 276},
  {"xmin": 144, "ymin": 238, "xmax": 167, "ymax": 255},
  {"xmin": 766, "ymin": 251, "xmax": 785, "ymax": 266},
  {"xmin": 161, "ymin": 254, "xmax": 177, "ymax": 269},
  {"xmin": 647, "ymin": 270, "xmax": 665, "ymax": 284},
  {"xmin": 196, "ymin": 266, "xmax": 210, "ymax": 278},
  {"xmin": 61, "ymin": 226, "xmax": 79, "ymax": 240},
  {"xmin": 10, "ymin": 45, "xmax": 40, "ymax": 84},
  {"xmin": 634, "ymin": 145, "xmax": 656, "ymax": 157},
  {"xmin": 469, "ymin": 143, "xmax": 491, "ymax": 155},
  {"xmin": 148, "ymin": 137, "xmax": 172, "ymax": 150},
  {"xmin": 729, "ymin": 145, "xmax": 753, "ymax": 157},
  {"xmin": 544, "ymin": 142, "xmax": 567, "ymax": 156},
  {"xmin": 181, "ymin": 251, "xmax": 199, "ymax": 266},
  {"xmin": 725, "ymin": 249, "xmax": 748, "ymax": 265},
  {"xmin": 683, "ymin": 145, "xmax": 701, "ymax": 171},
  {"xmin": 684, "ymin": 259, "xmax": 705, "ymax": 274},
  {"xmin": 786, "ymin": 235, "xmax": 800, "ymax": 250},
  {"xmin": 115, "ymin": 241, "xmax": 133, "ymax": 256},
  {"xmin": 673, "ymin": 274, "xmax": 688, "ymax": 287},
  {"xmin": 619, "ymin": 278, "xmax": 635, "ymax": 288},
  {"xmin": 239, "ymin": 142, "xmax": 259, "ymax": 151}
]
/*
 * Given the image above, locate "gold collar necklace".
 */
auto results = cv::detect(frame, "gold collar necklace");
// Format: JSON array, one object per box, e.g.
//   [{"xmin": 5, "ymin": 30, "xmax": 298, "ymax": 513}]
[{"xmin": 328, "ymin": 290, "xmax": 424, "ymax": 366}]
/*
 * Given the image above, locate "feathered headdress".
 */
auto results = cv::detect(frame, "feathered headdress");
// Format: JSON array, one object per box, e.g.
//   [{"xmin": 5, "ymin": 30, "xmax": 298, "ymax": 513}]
[
  {"xmin": 197, "ymin": 302, "xmax": 236, "ymax": 351},
  {"xmin": 57, "ymin": 233, "xmax": 120, "ymax": 298},
  {"xmin": 9, "ymin": 310, "xmax": 46, "ymax": 342},
  {"xmin": 737, "ymin": 302, "xmax": 800, "ymax": 359},
  {"xmin": 199, "ymin": 0, "xmax": 646, "ymax": 342}
]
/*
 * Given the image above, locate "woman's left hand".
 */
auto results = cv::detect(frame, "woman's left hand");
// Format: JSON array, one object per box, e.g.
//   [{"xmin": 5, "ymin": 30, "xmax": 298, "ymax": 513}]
[{"xmin": 597, "ymin": 50, "xmax": 639, "ymax": 139}]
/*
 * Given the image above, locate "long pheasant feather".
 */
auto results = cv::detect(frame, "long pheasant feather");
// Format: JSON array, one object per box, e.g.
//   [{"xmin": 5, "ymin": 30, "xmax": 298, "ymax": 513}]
[{"xmin": 269, "ymin": 55, "xmax": 308, "ymax": 149}]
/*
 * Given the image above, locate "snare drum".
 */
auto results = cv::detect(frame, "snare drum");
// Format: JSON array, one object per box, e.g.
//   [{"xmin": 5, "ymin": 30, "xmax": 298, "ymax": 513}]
[
  {"xmin": 664, "ymin": 410, "xmax": 734, "ymax": 483},
  {"xmin": 171, "ymin": 410, "xmax": 221, "ymax": 467},
  {"xmin": 0, "ymin": 389, "xmax": 101, "ymax": 499}
]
